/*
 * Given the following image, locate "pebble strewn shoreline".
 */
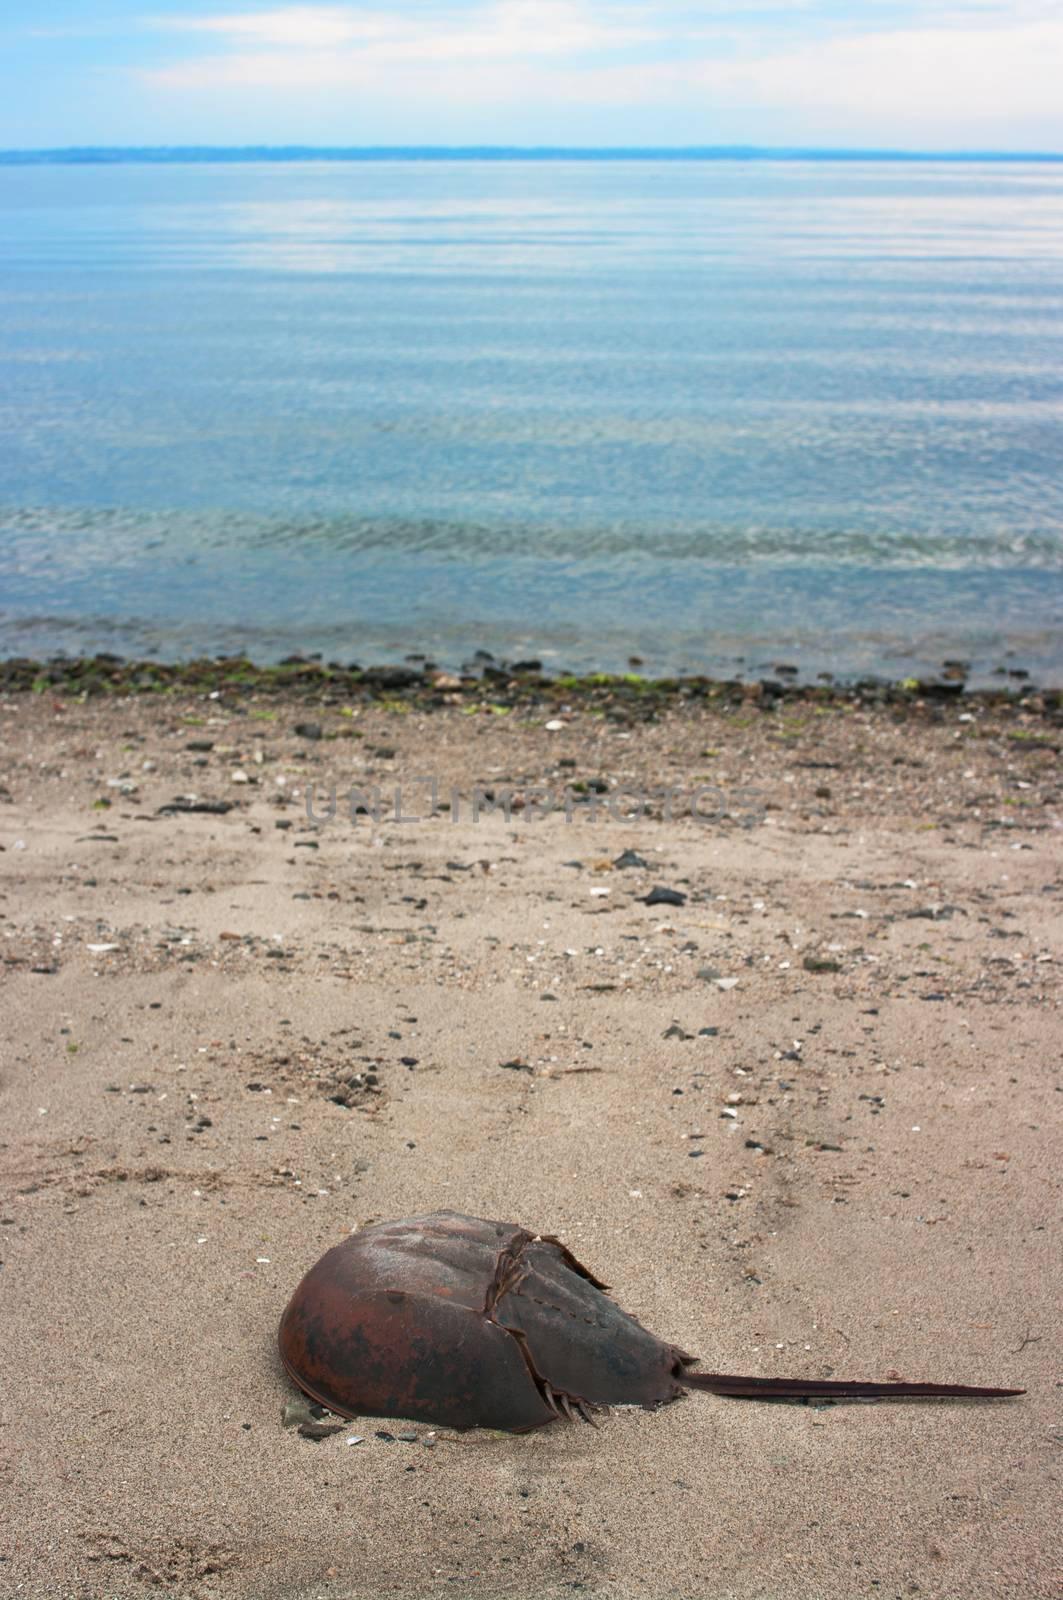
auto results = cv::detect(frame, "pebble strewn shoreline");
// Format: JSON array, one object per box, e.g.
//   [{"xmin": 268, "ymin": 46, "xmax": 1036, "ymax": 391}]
[{"xmin": 2, "ymin": 650, "xmax": 1060, "ymax": 719}]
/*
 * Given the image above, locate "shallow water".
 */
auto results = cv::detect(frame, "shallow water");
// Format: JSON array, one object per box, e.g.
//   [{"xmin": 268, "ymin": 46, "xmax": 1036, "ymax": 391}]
[{"xmin": 1, "ymin": 159, "xmax": 1061, "ymax": 682}]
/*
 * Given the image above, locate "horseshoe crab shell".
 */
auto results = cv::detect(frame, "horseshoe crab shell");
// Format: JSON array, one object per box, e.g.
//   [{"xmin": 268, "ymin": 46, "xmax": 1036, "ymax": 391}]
[{"xmin": 277, "ymin": 1210, "xmax": 1023, "ymax": 1433}]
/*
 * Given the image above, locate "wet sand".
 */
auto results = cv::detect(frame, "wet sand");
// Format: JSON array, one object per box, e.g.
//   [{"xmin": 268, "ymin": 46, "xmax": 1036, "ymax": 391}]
[{"xmin": 1, "ymin": 679, "xmax": 1060, "ymax": 1599}]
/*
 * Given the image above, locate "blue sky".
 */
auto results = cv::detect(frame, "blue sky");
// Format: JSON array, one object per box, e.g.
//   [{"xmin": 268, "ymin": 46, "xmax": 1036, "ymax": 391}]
[{"xmin": 3, "ymin": 1, "xmax": 1061, "ymax": 150}]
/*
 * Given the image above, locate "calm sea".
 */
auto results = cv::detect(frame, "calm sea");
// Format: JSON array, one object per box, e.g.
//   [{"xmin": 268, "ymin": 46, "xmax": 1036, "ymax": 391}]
[{"xmin": 1, "ymin": 159, "xmax": 1062, "ymax": 684}]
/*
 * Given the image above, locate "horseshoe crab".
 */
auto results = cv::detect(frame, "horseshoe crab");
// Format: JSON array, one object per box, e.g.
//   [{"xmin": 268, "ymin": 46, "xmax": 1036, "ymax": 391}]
[{"xmin": 278, "ymin": 1210, "xmax": 1022, "ymax": 1432}]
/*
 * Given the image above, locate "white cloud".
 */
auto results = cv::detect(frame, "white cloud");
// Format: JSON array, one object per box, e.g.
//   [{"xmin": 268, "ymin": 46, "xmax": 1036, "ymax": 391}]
[
  {"xmin": 151, "ymin": 6, "xmax": 381, "ymax": 48},
  {"xmin": 136, "ymin": 3, "xmax": 1063, "ymax": 143},
  {"xmin": 692, "ymin": 20, "xmax": 1063, "ymax": 132},
  {"xmin": 147, "ymin": 1, "xmax": 657, "ymax": 70}
]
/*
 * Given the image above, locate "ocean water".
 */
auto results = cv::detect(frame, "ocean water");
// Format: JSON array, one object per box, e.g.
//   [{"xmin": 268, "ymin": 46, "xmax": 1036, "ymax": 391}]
[{"xmin": 1, "ymin": 158, "xmax": 1062, "ymax": 684}]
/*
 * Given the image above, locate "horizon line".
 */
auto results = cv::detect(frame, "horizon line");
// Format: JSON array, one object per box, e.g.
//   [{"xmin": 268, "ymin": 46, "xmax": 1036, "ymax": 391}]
[{"xmin": 3, "ymin": 143, "xmax": 1063, "ymax": 165}]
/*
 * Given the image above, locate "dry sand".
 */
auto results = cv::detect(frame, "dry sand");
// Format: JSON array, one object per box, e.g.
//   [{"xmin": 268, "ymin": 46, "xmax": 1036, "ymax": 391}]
[{"xmin": 1, "ymin": 682, "xmax": 1059, "ymax": 1599}]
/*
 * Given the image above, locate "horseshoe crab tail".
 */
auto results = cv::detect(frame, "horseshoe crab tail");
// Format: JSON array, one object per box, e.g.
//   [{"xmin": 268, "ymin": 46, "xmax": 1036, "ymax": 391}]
[{"xmin": 680, "ymin": 1371, "xmax": 1024, "ymax": 1401}]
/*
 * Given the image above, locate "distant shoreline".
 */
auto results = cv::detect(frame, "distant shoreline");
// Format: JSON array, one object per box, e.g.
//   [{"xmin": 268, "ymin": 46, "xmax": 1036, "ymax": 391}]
[{"xmin": 3, "ymin": 145, "xmax": 1063, "ymax": 166}]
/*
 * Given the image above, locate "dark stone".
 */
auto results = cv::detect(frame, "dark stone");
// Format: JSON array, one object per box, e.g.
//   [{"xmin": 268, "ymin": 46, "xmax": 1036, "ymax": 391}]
[
  {"xmin": 362, "ymin": 667, "xmax": 421, "ymax": 690},
  {"xmin": 642, "ymin": 887, "xmax": 686, "ymax": 907},
  {"xmin": 157, "ymin": 798, "xmax": 234, "ymax": 815},
  {"xmin": 914, "ymin": 680, "xmax": 964, "ymax": 698}
]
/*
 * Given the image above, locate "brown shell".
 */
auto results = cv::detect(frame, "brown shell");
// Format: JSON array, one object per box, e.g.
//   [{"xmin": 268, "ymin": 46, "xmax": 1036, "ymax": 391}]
[
  {"xmin": 278, "ymin": 1210, "xmax": 1023, "ymax": 1432},
  {"xmin": 278, "ymin": 1210, "xmax": 692, "ymax": 1431}
]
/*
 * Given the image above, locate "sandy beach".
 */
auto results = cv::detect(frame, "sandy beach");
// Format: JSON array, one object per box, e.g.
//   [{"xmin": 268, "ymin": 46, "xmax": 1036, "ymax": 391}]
[{"xmin": 1, "ymin": 671, "xmax": 1060, "ymax": 1600}]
